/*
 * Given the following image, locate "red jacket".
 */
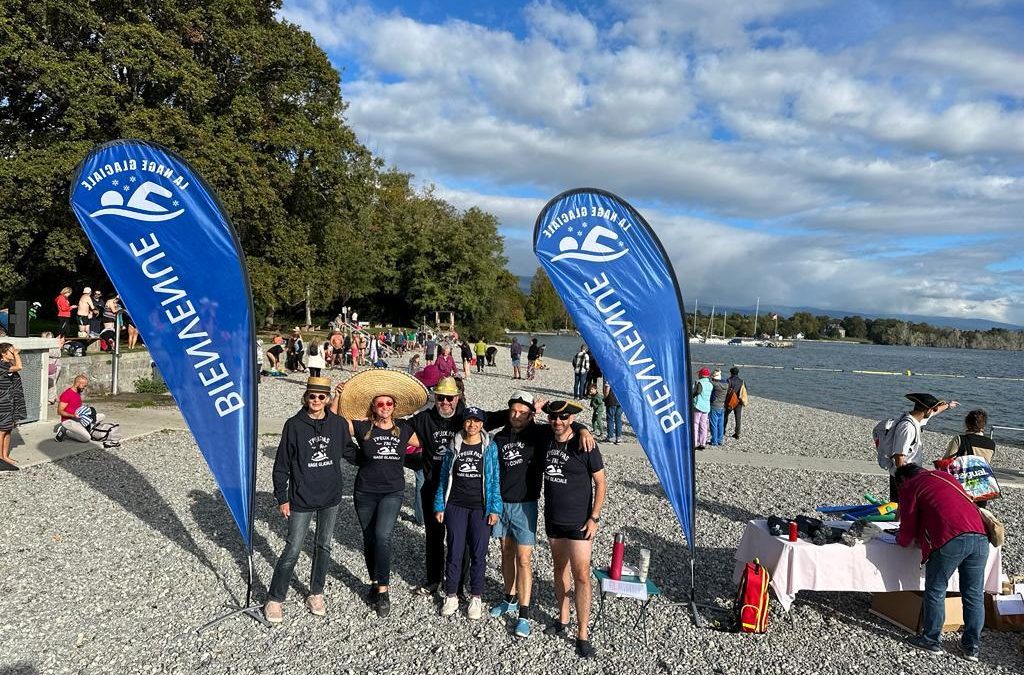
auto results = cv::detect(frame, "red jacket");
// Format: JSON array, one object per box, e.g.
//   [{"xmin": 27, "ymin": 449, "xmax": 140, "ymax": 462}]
[
  {"xmin": 896, "ymin": 469, "xmax": 986, "ymax": 562},
  {"xmin": 55, "ymin": 294, "xmax": 72, "ymax": 318}
]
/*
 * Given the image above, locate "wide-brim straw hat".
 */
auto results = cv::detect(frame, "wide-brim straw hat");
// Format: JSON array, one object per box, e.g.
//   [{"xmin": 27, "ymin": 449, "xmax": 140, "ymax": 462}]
[{"xmin": 338, "ymin": 369, "xmax": 428, "ymax": 419}]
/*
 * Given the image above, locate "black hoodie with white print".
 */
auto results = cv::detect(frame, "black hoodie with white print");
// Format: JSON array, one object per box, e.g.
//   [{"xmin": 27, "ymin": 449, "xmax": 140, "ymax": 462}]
[{"xmin": 272, "ymin": 409, "xmax": 352, "ymax": 511}]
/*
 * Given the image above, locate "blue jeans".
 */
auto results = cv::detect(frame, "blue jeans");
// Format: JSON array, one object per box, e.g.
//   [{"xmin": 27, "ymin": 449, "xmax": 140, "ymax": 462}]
[
  {"xmin": 267, "ymin": 504, "xmax": 340, "ymax": 602},
  {"xmin": 573, "ymin": 372, "xmax": 587, "ymax": 398},
  {"xmin": 413, "ymin": 470, "xmax": 425, "ymax": 525},
  {"xmin": 606, "ymin": 405, "xmax": 622, "ymax": 440},
  {"xmin": 921, "ymin": 533, "xmax": 988, "ymax": 651},
  {"xmin": 353, "ymin": 490, "xmax": 404, "ymax": 586},
  {"xmin": 709, "ymin": 408, "xmax": 724, "ymax": 445}
]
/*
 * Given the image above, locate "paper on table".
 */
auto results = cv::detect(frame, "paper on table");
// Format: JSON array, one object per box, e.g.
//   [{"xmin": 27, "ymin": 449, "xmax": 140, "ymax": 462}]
[
  {"xmin": 994, "ymin": 594, "xmax": 1024, "ymax": 616},
  {"xmin": 1013, "ymin": 583, "xmax": 1024, "ymax": 596},
  {"xmin": 601, "ymin": 578, "xmax": 649, "ymax": 601}
]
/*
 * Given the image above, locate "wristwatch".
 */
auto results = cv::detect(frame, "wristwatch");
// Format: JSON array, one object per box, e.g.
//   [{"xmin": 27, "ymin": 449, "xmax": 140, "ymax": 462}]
[{"xmin": 589, "ymin": 515, "xmax": 601, "ymax": 523}]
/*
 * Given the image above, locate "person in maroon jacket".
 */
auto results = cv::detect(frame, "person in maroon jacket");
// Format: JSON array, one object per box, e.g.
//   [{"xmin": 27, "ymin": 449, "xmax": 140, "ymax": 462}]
[{"xmin": 895, "ymin": 463, "xmax": 989, "ymax": 661}]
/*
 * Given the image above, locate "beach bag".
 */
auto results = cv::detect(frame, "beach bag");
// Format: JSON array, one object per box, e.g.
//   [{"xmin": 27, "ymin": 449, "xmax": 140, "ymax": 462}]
[
  {"xmin": 873, "ymin": 414, "xmax": 916, "ymax": 471},
  {"xmin": 936, "ymin": 455, "xmax": 1001, "ymax": 502},
  {"xmin": 735, "ymin": 558, "xmax": 770, "ymax": 633},
  {"xmin": 90, "ymin": 422, "xmax": 121, "ymax": 448}
]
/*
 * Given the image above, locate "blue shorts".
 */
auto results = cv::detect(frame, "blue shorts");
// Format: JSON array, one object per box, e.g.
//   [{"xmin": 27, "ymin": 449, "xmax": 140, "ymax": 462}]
[
  {"xmin": 491, "ymin": 501, "xmax": 538, "ymax": 545},
  {"xmin": 511, "ymin": 357, "xmax": 521, "ymax": 367}
]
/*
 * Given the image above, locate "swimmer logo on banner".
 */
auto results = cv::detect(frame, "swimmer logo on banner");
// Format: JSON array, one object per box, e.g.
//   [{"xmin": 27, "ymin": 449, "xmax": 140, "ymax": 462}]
[
  {"xmin": 534, "ymin": 188, "xmax": 696, "ymax": 552},
  {"xmin": 69, "ymin": 140, "xmax": 257, "ymax": 550}
]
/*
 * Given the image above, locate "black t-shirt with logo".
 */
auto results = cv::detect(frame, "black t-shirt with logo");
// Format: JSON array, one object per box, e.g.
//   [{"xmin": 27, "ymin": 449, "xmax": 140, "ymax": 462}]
[
  {"xmin": 491, "ymin": 424, "xmax": 552, "ymax": 503},
  {"xmin": 350, "ymin": 420, "xmax": 414, "ymax": 494},
  {"xmin": 543, "ymin": 435, "xmax": 604, "ymax": 527},
  {"xmin": 409, "ymin": 404, "xmax": 465, "ymax": 486},
  {"xmin": 450, "ymin": 441, "xmax": 484, "ymax": 508}
]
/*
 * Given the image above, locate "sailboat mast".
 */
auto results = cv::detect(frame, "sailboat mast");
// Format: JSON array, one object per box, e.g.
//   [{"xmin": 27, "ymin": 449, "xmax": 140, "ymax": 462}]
[
  {"xmin": 753, "ymin": 297, "xmax": 760, "ymax": 338},
  {"xmin": 707, "ymin": 305, "xmax": 715, "ymax": 340}
]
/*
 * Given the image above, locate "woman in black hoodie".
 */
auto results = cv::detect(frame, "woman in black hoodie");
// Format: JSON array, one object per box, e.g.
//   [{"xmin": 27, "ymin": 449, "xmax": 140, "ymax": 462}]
[{"xmin": 265, "ymin": 377, "xmax": 351, "ymax": 624}]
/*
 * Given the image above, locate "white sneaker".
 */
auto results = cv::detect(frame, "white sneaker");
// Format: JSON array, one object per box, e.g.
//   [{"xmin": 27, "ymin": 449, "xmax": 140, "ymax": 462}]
[
  {"xmin": 441, "ymin": 595, "xmax": 459, "ymax": 617},
  {"xmin": 467, "ymin": 596, "xmax": 483, "ymax": 620}
]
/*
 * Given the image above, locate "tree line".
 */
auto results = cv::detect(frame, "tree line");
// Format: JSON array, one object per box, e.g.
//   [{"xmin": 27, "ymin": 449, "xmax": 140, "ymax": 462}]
[
  {"xmin": 689, "ymin": 310, "xmax": 1024, "ymax": 350},
  {"xmin": 0, "ymin": 0, "xmax": 556, "ymax": 340}
]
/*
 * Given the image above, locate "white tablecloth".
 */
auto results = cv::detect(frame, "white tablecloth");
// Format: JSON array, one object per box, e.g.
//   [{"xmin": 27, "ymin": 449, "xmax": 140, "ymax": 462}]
[{"xmin": 733, "ymin": 519, "xmax": 1002, "ymax": 611}]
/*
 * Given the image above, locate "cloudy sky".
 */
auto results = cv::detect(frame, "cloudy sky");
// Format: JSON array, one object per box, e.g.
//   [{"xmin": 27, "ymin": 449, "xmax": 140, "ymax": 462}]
[{"xmin": 281, "ymin": 0, "xmax": 1024, "ymax": 325}]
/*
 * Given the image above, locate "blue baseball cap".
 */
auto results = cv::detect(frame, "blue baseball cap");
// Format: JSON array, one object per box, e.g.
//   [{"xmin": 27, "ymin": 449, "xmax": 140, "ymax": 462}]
[{"xmin": 463, "ymin": 406, "xmax": 486, "ymax": 422}]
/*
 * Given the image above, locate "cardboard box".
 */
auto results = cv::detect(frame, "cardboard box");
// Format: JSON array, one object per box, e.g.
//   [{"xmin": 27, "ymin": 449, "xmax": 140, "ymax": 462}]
[
  {"xmin": 984, "ymin": 593, "xmax": 1024, "ymax": 632},
  {"xmin": 870, "ymin": 591, "xmax": 964, "ymax": 633}
]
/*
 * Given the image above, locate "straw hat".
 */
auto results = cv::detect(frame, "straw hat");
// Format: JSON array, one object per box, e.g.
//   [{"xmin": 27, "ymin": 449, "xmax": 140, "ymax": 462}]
[
  {"xmin": 305, "ymin": 376, "xmax": 332, "ymax": 395},
  {"xmin": 434, "ymin": 377, "xmax": 459, "ymax": 396},
  {"xmin": 337, "ymin": 369, "xmax": 428, "ymax": 419}
]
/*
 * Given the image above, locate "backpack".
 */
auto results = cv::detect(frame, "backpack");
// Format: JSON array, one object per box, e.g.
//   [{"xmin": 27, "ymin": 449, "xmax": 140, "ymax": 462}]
[
  {"xmin": 725, "ymin": 389, "xmax": 740, "ymax": 410},
  {"xmin": 735, "ymin": 558, "xmax": 770, "ymax": 633},
  {"xmin": 873, "ymin": 414, "xmax": 916, "ymax": 471},
  {"xmin": 90, "ymin": 422, "xmax": 122, "ymax": 448}
]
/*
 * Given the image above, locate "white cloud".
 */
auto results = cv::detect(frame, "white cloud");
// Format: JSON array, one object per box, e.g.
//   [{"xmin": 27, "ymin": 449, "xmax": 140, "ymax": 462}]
[{"xmin": 280, "ymin": 0, "xmax": 1024, "ymax": 324}]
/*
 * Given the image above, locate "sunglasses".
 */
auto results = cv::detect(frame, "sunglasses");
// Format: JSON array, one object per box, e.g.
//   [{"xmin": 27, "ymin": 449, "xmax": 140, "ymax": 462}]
[
  {"xmin": 375, "ymin": 400, "xmax": 395, "ymax": 409},
  {"xmin": 307, "ymin": 393, "xmax": 328, "ymax": 401},
  {"xmin": 436, "ymin": 395, "xmax": 457, "ymax": 402},
  {"xmin": 552, "ymin": 413, "xmax": 573, "ymax": 421}
]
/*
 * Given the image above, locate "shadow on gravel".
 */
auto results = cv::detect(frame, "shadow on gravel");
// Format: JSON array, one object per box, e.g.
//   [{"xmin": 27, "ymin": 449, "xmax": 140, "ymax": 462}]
[
  {"xmin": 618, "ymin": 480, "xmax": 761, "ymax": 524},
  {"xmin": 621, "ymin": 524, "xmax": 737, "ymax": 604},
  {"xmin": 0, "ymin": 664, "xmax": 40, "ymax": 675},
  {"xmin": 188, "ymin": 489, "xmax": 279, "ymax": 601},
  {"xmin": 55, "ymin": 451, "xmax": 219, "ymax": 577}
]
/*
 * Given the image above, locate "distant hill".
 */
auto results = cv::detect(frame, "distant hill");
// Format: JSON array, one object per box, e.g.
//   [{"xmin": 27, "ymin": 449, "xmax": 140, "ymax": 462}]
[
  {"xmin": 693, "ymin": 303, "xmax": 1022, "ymax": 332},
  {"xmin": 517, "ymin": 275, "xmax": 1020, "ymax": 331}
]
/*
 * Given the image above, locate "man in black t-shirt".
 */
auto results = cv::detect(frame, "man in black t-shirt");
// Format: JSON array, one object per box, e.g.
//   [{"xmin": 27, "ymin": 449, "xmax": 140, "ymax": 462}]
[{"xmin": 540, "ymin": 400, "xmax": 606, "ymax": 659}]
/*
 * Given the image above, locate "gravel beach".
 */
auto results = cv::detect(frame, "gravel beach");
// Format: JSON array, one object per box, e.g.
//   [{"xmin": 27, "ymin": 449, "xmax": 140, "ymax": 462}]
[{"xmin": 1, "ymin": 354, "xmax": 1021, "ymax": 674}]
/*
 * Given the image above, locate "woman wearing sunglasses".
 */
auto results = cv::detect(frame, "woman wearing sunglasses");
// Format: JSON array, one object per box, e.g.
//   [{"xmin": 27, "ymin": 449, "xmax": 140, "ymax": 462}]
[
  {"xmin": 332, "ymin": 371, "xmax": 426, "ymax": 618},
  {"xmin": 265, "ymin": 376, "xmax": 352, "ymax": 624}
]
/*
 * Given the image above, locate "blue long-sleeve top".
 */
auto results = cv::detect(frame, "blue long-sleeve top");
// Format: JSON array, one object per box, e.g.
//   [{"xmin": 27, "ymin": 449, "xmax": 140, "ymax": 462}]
[{"xmin": 434, "ymin": 429, "xmax": 503, "ymax": 516}]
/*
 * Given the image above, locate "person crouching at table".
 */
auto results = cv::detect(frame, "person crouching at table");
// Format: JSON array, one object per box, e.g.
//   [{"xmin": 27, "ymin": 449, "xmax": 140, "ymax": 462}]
[
  {"xmin": 434, "ymin": 406, "xmax": 502, "ymax": 620},
  {"xmin": 265, "ymin": 377, "xmax": 351, "ymax": 624},
  {"xmin": 895, "ymin": 463, "xmax": 989, "ymax": 662}
]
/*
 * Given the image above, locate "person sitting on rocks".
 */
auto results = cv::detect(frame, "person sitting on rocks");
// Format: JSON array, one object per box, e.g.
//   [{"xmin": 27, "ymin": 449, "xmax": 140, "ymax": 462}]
[{"xmin": 55, "ymin": 374, "xmax": 106, "ymax": 443}]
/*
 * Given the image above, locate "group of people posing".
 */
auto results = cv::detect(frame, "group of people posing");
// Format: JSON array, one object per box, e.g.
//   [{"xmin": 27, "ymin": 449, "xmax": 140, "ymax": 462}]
[
  {"xmin": 691, "ymin": 366, "xmax": 748, "ymax": 449},
  {"xmin": 267, "ymin": 372, "xmax": 607, "ymax": 658}
]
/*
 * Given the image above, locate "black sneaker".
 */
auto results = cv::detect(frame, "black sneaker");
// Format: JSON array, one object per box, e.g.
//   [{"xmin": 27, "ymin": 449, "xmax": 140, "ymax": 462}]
[
  {"xmin": 55, "ymin": 426, "xmax": 67, "ymax": 442},
  {"xmin": 375, "ymin": 591, "xmax": 391, "ymax": 618},
  {"xmin": 906, "ymin": 634, "xmax": 944, "ymax": 656},
  {"xmin": 543, "ymin": 621, "xmax": 567, "ymax": 636},
  {"xmin": 366, "ymin": 585, "xmax": 379, "ymax": 606},
  {"xmin": 576, "ymin": 638, "xmax": 597, "ymax": 658}
]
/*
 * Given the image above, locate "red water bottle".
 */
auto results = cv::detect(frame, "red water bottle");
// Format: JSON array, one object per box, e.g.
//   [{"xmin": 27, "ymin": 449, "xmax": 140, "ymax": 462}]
[
  {"xmin": 788, "ymin": 521, "xmax": 798, "ymax": 542},
  {"xmin": 609, "ymin": 532, "xmax": 626, "ymax": 580}
]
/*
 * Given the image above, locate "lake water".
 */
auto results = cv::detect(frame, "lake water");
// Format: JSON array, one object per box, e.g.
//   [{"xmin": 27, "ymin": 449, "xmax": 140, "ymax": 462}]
[{"xmin": 509, "ymin": 333, "xmax": 1024, "ymax": 444}]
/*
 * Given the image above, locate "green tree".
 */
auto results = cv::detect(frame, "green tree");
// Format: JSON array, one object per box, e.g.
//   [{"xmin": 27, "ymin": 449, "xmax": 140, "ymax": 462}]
[{"xmin": 525, "ymin": 267, "xmax": 572, "ymax": 330}]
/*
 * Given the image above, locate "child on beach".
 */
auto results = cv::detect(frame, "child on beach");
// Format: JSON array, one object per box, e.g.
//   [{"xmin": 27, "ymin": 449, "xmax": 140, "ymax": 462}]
[
  {"xmin": 588, "ymin": 382, "xmax": 604, "ymax": 437},
  {"xmin": 0, "ymin": 343, "xmax": 27, "ymax": 466}
]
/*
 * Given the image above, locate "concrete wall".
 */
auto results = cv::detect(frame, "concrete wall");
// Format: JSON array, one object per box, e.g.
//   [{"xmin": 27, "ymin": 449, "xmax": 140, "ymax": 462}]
[
  {"xmin": 4, "ymin": 337, "xmax": 59, "ymax": 423},
  {"xmin": 58, "ymin": 350, "xmax": 158, "ymax": 395}
]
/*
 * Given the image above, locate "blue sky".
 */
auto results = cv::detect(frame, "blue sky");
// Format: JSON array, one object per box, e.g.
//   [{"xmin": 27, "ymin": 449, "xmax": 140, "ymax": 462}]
[{"xmin": 281, "ymin": 0, "xmax": 1024, "ymax": 324}]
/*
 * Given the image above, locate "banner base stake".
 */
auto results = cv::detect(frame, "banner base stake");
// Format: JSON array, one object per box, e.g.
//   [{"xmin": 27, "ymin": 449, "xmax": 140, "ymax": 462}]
[{"xmin": 195, "ymin": 604, "xmax": 271, "ymax": 634}]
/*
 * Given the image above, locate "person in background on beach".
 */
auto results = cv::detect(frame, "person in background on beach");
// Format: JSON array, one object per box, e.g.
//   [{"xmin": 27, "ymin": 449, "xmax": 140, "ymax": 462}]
[
  {"xmin": 76, "ymin": 287, "xmax": 94, "ymax": 337},
  {"xmin": 943, "ymin": 409, "xmax": 995, "ymax": 464},
  {"xmin": 474, "ymin": 337, "xmax": 487, "ymax": 374},
  {"xmin": 425, "ymin": 334, "xmax": 437, "ymax": 365},
  {"xmin": 725, "ymin": 366, "xmax": 747, "ymax": 439},
  {"xmin": 510, "ymin": 337, "xmax": 523, "ymax": 379},
  {"xmin": 265, "ymin": 377, "xmax": 350, "ymax": 624},
  {"xmin": 0, "ymin": 343, "xmax": 26, "ymax": 466},
  {"xmin": 895, "ymin": 463, "xmax": 987, "ymax": 661},
  {"xmin": 526, "ymin": 339, "xmax": 540, "ymax": 380},
  {"xmin": 55, "ymin": 287, "xmax": 73, "ymax": 337},
  {"xmin": 329, "ymin": 331, "xmax": 344, "ymax": 369},
  {"xmin": 603, "ymin": 382, "xmax": 622, "ymax": 445},
  {"xmin": 585, "ymin": 351, "xmax": 602, "ymax": 394},
  {"xmin": 572, "ymin": 344, "xmax": 590, "ymax": 400},
  {"xmin": 407, "ymin": 377, "xmax": 466, "ymax": 597},
  {"xmin": 102, "ymin": 294, "xmax": 120, "ymax": 333},
  {"xmin": 887, "ymin": 393, "xmax": 960, "ymax": 502},
  {"xmin": 306, "ymin": 339, "xmax": 325, "ymax": 377},
  {"xmin": 333, "ymin": 381, "xmax": 422, "ymax": 618},
  {"xmin": 436, "ymin": 345, "xmax": 457, "ymax": 379},
  {"xmin": 708, "ymin": 369, "xmax": 728, "ymax": 446},
  {"xmin": 408, "ymin": 353, "xmax": 421, "ymax": 375},
  {"xmin": 434, "ymin": 406, "xmax": 502, "ymax": 620},
  {"xmin": 54, "ymin": 374, "xmax": 105, "ymax": 443},
  {"xmin": 287, "ymin": 328, "xmax": 306, "ymax": 373},
  {"xmin": 692, "ymin": 367, "xmax": 712, "ymax": 450},
  {"xmin": 540, "ymin": 400, "xmax": 605, "ymax": 659},
  {"xmin": 588, "ymin": 382, "xmax": 604, "ymax": 438},
  {"xmin": 459, "ymin": 339, "xmax": 474, "ymax": 379},
  {"xmin": 265, "ymin": 332, "xmax": 285, "ymax": 373},
  {"xmin": 124, "ymin": 311, "xmax": 139, "ymax": 349}
]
